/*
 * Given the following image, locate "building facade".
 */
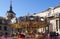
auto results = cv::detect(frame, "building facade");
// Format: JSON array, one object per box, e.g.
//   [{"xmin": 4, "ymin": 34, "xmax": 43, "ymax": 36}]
[
  {"xmin": 0, "ymin": 0, "xmax": 17, "ymax": 36},
  {"xmin": 0, "ymin": 17, "xmax": 13, "ymax": 36},
  {"xmin": 33, "ymin": 5, "xmax": 60, "ymax": 34}
]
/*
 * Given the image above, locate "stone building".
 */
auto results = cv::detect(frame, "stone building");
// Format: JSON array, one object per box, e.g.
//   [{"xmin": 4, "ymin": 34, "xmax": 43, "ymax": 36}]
[
  {"xmin": 33, "ymin": 5, "xmax": 60, "ymax": 34},
  {"xmin": 0, "ymin": 0, "xmax": 17, "ymax": 36}
]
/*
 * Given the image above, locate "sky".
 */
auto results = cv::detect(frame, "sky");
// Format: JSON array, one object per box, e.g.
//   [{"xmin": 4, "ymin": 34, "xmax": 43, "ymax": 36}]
[{"xmin": 0, "ymin": 0, "xmax": 60, "ymax": 17}]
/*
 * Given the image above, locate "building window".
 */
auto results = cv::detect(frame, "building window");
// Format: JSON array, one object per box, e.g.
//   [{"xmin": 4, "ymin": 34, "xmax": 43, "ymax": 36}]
[
  {"xmin": 0, "ymin": 20, "xmax": 2, "ymax": 24},
  {"xmin": 0, "ymin": 26, "xmax": 2, "ymax": 30},
  {"xmin": 4, "ymin": 26, "xmax": 7, "ymax": 31},
  {"xmin": 56, "ymin": 20, "xmax": 58, "ymax": 31}
]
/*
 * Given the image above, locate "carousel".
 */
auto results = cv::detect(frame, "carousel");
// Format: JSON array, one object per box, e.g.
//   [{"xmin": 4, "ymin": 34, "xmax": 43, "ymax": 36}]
[{"xmin": 11, "ymin": 16, "xmax": 49, "ymax": 39}]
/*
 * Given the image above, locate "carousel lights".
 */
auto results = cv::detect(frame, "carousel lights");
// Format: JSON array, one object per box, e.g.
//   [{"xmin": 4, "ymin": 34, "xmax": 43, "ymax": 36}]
[
  {"xmin": 37, "ymin": 28, "xmax": 41, "ymax": 33},
  {"xmin": 40, "ymin": 18, "xmax": 44, "ymax": 21},
  {"xmin": 30, "ymin": 17, "xmax": 34, "ymax": 20}
]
